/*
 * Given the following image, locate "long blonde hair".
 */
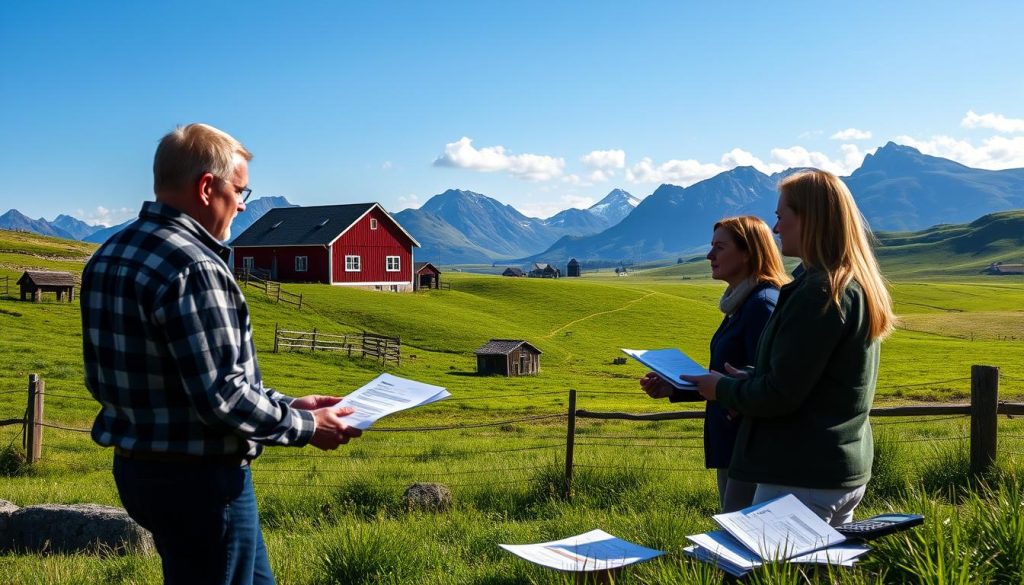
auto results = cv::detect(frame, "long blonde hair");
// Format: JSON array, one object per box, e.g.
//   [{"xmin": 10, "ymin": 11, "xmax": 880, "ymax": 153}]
[
  {"xmin": 714, "ymin": 216, "xmax": 790, "ymax": 289},
  {"xmin": 779, "ymin": 170, "xmax": 895, "ymax": 340}
]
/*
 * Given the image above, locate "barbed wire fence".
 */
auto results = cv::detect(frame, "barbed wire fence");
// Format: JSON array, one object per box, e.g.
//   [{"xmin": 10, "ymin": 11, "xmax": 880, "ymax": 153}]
[{"xmin": 4, "ymin": 366, "xmax": 1024, "ymax": 497}]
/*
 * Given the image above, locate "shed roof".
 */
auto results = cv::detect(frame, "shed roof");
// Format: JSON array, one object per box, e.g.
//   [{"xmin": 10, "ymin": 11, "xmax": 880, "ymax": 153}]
[
  {"xmin": 17, "ymin": 270, "xmax": 76, "ymax": 287},
  {"xmin": 502, "ymin": 267, "xmax": 525, "ymax": 276},
  {"xmin": 414, "ymin": 261, "xmax": 441, "ymax": 274},
  {"xmin": 474, "ymin": 339, "xmax": 542, "ymax": 356},
  {"xmin": 230, "ymin": 203, "xmax": 420, "ymax": 248}
]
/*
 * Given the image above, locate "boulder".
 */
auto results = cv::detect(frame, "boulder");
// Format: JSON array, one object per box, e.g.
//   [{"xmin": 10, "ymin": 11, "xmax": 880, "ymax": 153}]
[
  {"xmin": 2, "ymin": 503, "xmax": 153, "ymax": 555},
  {"xmin": 0, "ymin": 499, "xmax": 19, "ymax": 535},
  {"xmin": 403, "ymin": 482, "xmax": 452, "ymax": 512}
]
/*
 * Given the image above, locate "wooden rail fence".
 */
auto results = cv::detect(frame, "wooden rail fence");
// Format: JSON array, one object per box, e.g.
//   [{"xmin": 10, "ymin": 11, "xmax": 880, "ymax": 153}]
[
  {"xmin": 0, "ymin": 275, "xmax": 9, "ymax": 297},
  {"xmin": 235, "ymin": 269, "xmax": 302, "ymax": 310},
  {"xmin": 273, "ymin": 325, "xmax": 401, "ymax": 366},
  {"xmin": 562, "ymin": 364, "xmax": 1013, "ymax": 498}
]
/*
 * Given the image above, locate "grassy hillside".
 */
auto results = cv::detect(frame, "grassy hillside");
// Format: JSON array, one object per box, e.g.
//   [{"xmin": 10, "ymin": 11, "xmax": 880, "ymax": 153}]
[{"xmin": 2, "ymin": 229, "xmax": 1024, "ymax": 584}]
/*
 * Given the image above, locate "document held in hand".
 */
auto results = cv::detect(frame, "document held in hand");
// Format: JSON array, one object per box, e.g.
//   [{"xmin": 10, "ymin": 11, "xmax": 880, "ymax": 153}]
[
  {"xmin": 621, "ymin": 348, "xmax": 708, "ymax": 389},
  {"xmin": 683, "ymin": 494, "xmax": 870, "ymax": 577},
  {"xmin": 499, "ymin": 529, "xmax": 664, "ymax": 572},
  {"xmin": 337, "ymin": 373, "xmax": 450, "ymax": 430}
]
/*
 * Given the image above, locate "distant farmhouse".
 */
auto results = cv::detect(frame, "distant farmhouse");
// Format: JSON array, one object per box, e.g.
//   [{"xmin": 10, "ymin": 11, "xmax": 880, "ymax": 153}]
[
  {"xmin": 474, "ymin": 339, "xmax": 542, "ymax": 377},
  {"xmin": 566, "ymin": 258, "xmax": 580, "ymax": 277},
  {"xmin": 231, "ymin": 203, "xmax": 421, "ymax": 291},
  {"xmin": 984, "ymin": 262, "xmax": 1024, "ymax": 275},
  {"xmin": 501, "ymin": 267, "xmax": 525, "ymax": 277},
  {"xmin": 529, "ymin": 263, "xmax": 560, "ymax": 278}
]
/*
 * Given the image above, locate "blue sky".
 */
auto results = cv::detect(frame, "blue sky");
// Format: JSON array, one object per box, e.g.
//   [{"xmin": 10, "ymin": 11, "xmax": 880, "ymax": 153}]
[{"xmin": 2, "ymin": 1, "xmax": 1023, "ymax": 225}]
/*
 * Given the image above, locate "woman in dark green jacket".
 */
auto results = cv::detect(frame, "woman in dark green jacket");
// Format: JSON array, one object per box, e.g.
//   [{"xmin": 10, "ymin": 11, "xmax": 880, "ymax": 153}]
[{"xmin": 682, "ymin": 170, "xmax": 895, "ymax": 526}]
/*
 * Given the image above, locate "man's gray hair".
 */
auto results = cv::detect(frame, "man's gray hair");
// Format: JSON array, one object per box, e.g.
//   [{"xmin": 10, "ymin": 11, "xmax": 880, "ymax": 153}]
[{"xmin": 153, "ymin": 123, "xmax": 252, "ymax": 193}]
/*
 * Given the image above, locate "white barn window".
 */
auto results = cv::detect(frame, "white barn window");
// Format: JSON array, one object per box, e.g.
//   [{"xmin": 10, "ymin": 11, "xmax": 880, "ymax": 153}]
[
  {"xmin": 345, "ymin": 255, "xmax": 361, "ymax": 272},
  {"xmin": 370, "ymin": 218, "xmax": 379, "ymax": 230},
  {"xmin": 386, "ymin": 256, "xmax": 400, "ymax": 272}
]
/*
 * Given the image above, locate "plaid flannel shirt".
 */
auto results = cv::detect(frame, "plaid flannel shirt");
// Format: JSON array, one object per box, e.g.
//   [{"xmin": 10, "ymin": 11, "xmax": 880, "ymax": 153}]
[{"xmin": 81, "ymin": 201, "xmax": 315, "ymax": 459}]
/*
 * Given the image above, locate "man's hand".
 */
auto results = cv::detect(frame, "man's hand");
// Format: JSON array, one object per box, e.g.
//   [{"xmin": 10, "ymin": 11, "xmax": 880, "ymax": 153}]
[
  {"xmin": 309, "ymin": 406, "xmax": 363, "ymax": 450},
  {"xmin": 723, "ymin": 362, "xmax": 751, "ymax": 380},
  {"xmin": 679, "ymin": 370, "xmax": 725, "ymax": 401},
  {"xmin": 640, "ymin": 372, "xmax": 674, "ymax": 399},
  {"xmin": 291, "ymin": 394, "xmax": 343, "ymax": 410}
]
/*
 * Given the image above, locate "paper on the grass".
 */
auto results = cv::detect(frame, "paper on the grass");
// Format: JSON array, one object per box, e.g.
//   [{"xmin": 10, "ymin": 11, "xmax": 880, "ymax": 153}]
[
  {"xmin": 337, "ymin": 373, "xmax": 450, "ymax": 430},
  {"xmin": 499, "ymin": 529, "xmax": 664, "ymax": 572},
  {"xmin": 713, "ymin": 494, "xmax": 846, "ymax": 561},
  {"xmin": 685, "ymin": 531, "xmax": 763, "ymax": 576},
  {"xmin": 621, "ymin": 348, "xmax": 707, "ymax": 389},
  {"xmin": 789, "ymin": 543, "xmax": 869, "ymax": 566}
]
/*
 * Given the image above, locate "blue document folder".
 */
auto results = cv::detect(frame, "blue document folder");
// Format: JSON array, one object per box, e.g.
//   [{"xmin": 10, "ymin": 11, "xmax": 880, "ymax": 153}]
[{"xmin": 621, "ymin": 348, "xmax": 708, "ymax": 390}]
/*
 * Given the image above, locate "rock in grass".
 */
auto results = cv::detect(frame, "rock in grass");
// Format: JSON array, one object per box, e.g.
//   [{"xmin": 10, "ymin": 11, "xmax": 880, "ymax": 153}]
[
  {"xmin": 403, "ymin": 482, "xmax": 452, "ymax": 512},
  {"xmin": 0, "ymin": 500, "xmax": 19, "ymax": 535},
  {"xmin": 2, "ymin": 503, "xmax": 153, "ymax": 555}
]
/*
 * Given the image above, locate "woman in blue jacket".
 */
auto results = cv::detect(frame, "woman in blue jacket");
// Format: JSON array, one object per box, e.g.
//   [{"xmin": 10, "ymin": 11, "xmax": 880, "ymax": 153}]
[{"xmin": 641, "ymin": 216, "xmax": 788, "ymax": 512}]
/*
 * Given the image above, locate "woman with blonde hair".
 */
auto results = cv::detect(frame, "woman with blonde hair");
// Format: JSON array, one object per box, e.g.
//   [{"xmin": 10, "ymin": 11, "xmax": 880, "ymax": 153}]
[
  {"xmin": 642, "ymin": 215, "xmax": 788, "ymax": 512},
  {"xmin": 682, "ymin": 170, "xmax": 895, "ymax": 525}
]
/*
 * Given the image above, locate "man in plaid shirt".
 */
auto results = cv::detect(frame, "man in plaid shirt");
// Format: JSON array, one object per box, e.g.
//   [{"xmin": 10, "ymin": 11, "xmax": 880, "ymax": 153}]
[{"xmin": 81, "ymin": 123, "xmax": 362, "ymax": 585}]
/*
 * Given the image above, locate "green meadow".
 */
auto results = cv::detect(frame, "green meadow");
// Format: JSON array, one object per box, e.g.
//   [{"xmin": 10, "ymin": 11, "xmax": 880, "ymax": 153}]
[{"xmin": 1, "ymin": 228, "xmax": 1024, "ymax": 584}]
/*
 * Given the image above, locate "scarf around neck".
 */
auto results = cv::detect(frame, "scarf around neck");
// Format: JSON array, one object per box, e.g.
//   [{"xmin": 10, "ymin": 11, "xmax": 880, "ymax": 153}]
[{"xmin": 719, "ymin": 276, "xmax": 759, "ymax": 316}]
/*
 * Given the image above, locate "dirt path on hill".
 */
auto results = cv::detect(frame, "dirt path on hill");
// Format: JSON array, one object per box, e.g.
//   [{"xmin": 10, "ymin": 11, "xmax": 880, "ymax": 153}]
[{"xmin": 542, "ymin": 290, "xmax": 657, "ymax": 339}]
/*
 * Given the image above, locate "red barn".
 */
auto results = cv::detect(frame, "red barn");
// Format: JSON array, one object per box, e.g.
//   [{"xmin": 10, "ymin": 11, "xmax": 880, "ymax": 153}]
[{"xmin": 231, "ymin": 203, "xmax": 421, "ymax": 291}]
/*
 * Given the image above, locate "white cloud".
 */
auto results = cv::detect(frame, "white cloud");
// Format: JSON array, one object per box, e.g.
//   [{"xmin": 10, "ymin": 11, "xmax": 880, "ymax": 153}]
[
  {"xmin": 625, "ymin": 157, "xmax": 726, "ymax": 186},
  {"xmin": 830, "ymin": 128, "xmax": 872, "ymax": 140},
  {"xmin": 518, "ymin": 194, "xmax": 597, "ymax": 219},
  {"xmin": 961, "ymin": 110, "xmax": 1024, "ymax": 134},
  {"xmin": 625, "ymin": 143, "xmax": 872, "ymax": 186},
  {"xmin": 433, "ymin": 137, "xmax": 565, "ymax": 181},
  {"xmin": 562, "ymin": 174, "xmax": 589, "ymax": 186},
  {"xmin": 395, "ymin": 194, "xmax": 420, "ymax": 210},
  {"xmin": 381, "ymin": 161, "xmax": 393, "ymax": 170},
  {"xmin": 894, "ymin": 134, "xmax": 1024, "ymax": 169},
  {"xmin": 588, "ymin": 169, "xmax": 613, "ymax": 182},
  {"xmin": 76, "ymin": 206, "xmax": 135, "ymax": 227},
  {"xmin": 580, "ymin": 149, "xmax": 626, "ymax": 170}
]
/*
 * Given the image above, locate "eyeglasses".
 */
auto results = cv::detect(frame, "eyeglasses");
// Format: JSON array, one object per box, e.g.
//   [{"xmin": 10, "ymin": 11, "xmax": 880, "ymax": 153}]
[{"xmin": 214, "ymin": 175, "xmax": 252, "ymax": 203}]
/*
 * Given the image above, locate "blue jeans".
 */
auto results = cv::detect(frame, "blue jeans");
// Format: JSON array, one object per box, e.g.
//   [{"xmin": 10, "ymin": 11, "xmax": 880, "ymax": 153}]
[{"xmin": 113, "ymin": 455, "xmax": 274, "ymax": 585}]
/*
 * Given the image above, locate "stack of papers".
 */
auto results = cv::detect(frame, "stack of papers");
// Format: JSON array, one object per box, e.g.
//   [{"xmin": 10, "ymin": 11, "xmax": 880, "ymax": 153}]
[
  {"xmin": 684, "ymin": 495, "xmax": 870, "ymax": 577},
  {"xmin": 621, "ymin": 348, "xmax": 708, "ymax": 389},
  {"xmin": 499, "ymin": 529, "xmax": 664, "ymax": 572},
  {"xmin": 338, "ymin": 373, "xmax": 450, "ymax": 430}
]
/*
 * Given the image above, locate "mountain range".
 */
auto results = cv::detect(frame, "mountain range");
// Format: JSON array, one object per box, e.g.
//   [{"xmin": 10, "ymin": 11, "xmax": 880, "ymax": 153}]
[{"xmin": 2, "ymin": 143, "xmax": 1022, "ymax": 265}]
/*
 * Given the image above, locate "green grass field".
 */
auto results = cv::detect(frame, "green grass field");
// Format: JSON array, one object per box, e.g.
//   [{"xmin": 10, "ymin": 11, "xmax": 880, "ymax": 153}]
[{"xmin": 1, "ymin": 228, "xmax": 1024, "ymax": 584}]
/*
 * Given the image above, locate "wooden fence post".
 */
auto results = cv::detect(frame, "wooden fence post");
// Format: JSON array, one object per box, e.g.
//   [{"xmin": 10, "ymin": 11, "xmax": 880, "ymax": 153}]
[
  {"xmin": 273, "ymin": 323, "xmax": 280, "ymax": 353},
  {"xmin": 311, "ymin": 328, "xmax": 318, "ymax": 352},
  {"xmin": 970, "ymin": 364, "xmax": 999, "ymax": 479},
  {"xmin": 25, "ymin": 374, "xmax": 44, "ymax": 464},
  {"xmin": 564, "ymin": 388, "xmax": 576, "ymax": 499}
]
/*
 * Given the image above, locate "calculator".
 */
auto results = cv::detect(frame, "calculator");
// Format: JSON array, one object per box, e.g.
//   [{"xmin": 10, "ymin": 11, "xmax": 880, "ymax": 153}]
[{"xmin": 835, "ymin": 513, "xmax": 924, "ymax": 540}]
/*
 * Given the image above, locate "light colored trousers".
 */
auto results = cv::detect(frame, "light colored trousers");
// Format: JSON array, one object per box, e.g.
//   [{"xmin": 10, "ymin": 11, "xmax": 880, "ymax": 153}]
[{"xmin": 751, "ymin": 483, "xmax": 867, "ymax": 526}]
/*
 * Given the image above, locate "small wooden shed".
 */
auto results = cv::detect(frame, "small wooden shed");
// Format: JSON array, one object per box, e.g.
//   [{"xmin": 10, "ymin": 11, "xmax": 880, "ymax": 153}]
[
  {"xmin": 567, "ymin": 258, "xmax": 581, "ymax": 277},
  {"xmin": 529, "ymin": 263, "xmax": 560, "ymax": 278},
  {"xmin": 17, "ymin": 271, "xmax": 76, "ymax": 302},
  {"xmin": 474, "ymin": 339, "xmax": 542, "ymax": 377},
  {"xmin": 502, "ymin": 267, "xmax": 525, "ymax": 277},
  {"xmin": 414, "ymin": 261, "xmax": 442, "ymax": 290}
]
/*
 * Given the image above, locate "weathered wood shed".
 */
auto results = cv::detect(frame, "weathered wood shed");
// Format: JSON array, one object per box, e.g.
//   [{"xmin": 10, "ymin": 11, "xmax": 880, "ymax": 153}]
[
  {"xmin": 474, "ymin": 339, "xmax": 542, "ymax": 377},
  {"xmin": 17, "ymin": 271, "xmax": 76, "ymax": 302},
  {"xmin": 502, "ymin": 267, "xmax": 525, "ymax": 277},
  {"xmin": 567, "ymin": 258, "xmax": 581, "ymax": 277},
  {"xmin": 413, "ymin": 261, "xmax": 442, "ymax": 290}
]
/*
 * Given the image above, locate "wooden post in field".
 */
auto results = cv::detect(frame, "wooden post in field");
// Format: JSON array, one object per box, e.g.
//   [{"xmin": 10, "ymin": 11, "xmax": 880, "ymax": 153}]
[
  {"xmin": 273, "ymin": 323, "xmax": 280, "ymax": 353},
  {"xmin": 970, "ymin": 365, "xmax": 999, "ymax": 480},
  {"xmin": 25, "ymin": 374, "xmax": 44, "ymax": 464},
  {"xmin": 311, "ymin": 328, "xmax": 318, "ymax": 352},
  {"xmin": 564, "ymin": 389, "xmax": 577, "ymax": 499}
]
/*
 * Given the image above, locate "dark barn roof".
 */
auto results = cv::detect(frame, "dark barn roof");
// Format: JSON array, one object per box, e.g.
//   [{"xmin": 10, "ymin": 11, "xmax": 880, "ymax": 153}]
[
  {"xmin": 231, "ymin": 203, "xmax": 420, "ymax": 247},
  {"xmin": 474, "ymin": 339, "xmax": 542, "ymax": 356},
  {"xmin": 502, "ymin": 267, "xmax": 525, "ymax": 276},
  {"xmin": 414, "ymin": 261, "xmax": 441, "ymax": 274},
  {"xmin": 17, "ymin": 270, "xmax": 76, "ymax": 287}
]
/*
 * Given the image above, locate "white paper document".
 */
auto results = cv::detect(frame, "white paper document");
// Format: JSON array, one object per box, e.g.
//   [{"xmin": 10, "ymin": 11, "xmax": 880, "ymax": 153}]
[
  {"xmin": 499, "ymin": 529, "xmax": 664, "ymax": 572},
  {"xmin": 685, "ymin": 495, "xmax": 870, "ymax": 577},
  {"xmin": 621, "ymin": 348, "xmax": 707, "ymax": 389},
  {"xmin": 337, "ymin": 373, "xmax": 450, "ymax": 430}
]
